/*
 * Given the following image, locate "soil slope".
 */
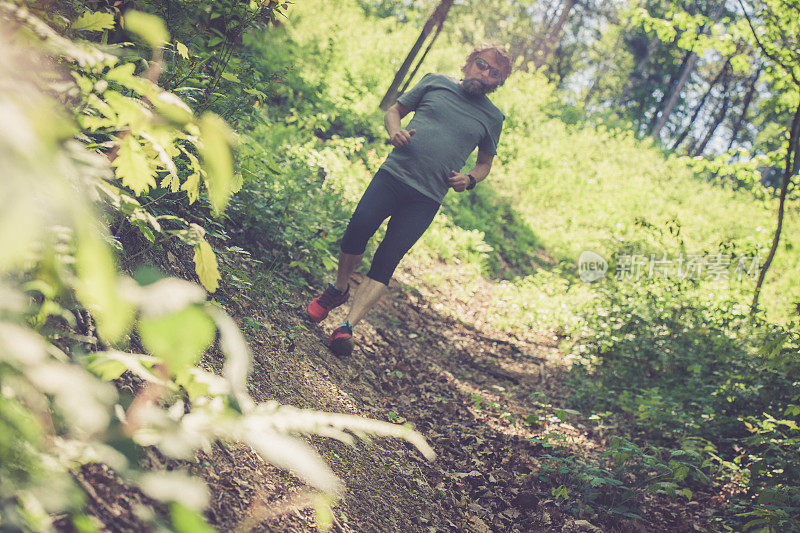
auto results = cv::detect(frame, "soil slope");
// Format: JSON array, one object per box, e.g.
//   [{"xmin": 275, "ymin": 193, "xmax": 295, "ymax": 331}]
[{"xmin": 75, "ymin": 247, "xmax": 720, "ymax": 532}]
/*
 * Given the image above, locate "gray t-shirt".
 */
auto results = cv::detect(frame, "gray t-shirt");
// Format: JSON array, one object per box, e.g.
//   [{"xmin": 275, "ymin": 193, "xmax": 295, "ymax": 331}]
[{"xmin": 379, "ymin": 72, "xmax": 505, "ymax": 203}]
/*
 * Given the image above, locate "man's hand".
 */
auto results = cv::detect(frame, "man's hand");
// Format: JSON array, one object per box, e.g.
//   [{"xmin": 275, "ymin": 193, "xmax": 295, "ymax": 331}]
[
  {"xmin": 448, "ymin": 170, "xmax": 470, "ymax": 192},
  {"xmin": 389, "ymin": 128, "xmax": 416, "ymax": 147}
]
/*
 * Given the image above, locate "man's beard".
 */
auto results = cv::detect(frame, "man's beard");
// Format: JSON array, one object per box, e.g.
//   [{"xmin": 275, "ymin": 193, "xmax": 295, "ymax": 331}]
[{"xmin": 461, "ymin": 78, "xmax": 498, "ymax": 97}]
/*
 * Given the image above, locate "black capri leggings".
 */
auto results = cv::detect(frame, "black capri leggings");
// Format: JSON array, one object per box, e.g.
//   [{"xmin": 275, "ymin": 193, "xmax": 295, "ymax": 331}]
[{"xmin": 340, "ymin": 168, "xmax": 440, "ymax": 285}]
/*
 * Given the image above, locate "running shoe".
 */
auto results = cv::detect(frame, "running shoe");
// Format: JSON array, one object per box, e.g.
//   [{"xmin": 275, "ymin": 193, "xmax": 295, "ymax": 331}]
[
  {"xmin": 327, "ymin": 323, "xmax": 354, "ymax": 356},
  {"xmin": 306, "ymin": 283, "xmax": 349, "ymax": 323}
]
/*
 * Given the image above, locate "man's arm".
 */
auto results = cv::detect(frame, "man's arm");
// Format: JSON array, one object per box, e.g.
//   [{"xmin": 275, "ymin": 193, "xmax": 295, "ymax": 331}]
[
  {"xmin": 385, "ymin": 102, "xmax": 416, "ymax": 147},
  {"xmin": 468, "ymin": 149, "xmax": 494, "ymax": 183},
  {"xmin": 449, "ymin": 149, "xmax": 494, "ymax": 192}
]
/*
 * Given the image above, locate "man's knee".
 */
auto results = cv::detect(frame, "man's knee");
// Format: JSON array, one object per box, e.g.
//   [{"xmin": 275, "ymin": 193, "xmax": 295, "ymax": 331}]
[
  {"xmin": 347, "ymin": 205, "xmax": 375, "ymax": 231},
  {"xmin": 340, "ymin": 208, "xmax": 379, "ymax": 255},
  {"xmin": 365, "ymin": 265, "xmax": 393, "ymax": 286}
]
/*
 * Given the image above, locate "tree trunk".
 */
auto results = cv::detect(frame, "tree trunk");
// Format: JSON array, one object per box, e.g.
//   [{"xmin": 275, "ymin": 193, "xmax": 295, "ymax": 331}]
[
  {"xmin": 727, "ymin": 64, "xmax": 761, "ymax": 151},
  {"xmin": 525, "ymin": 0, "xmax": 559, "ymax": 68},
  {"xmin": 651, "ymin": 51, "xmax": 700, "ymax": 138},
  {"xmin": 646, "ymin": 48, "xmax": 693, "ymax": 133},
  {"xmin": 533, "ymin": 0, "xmax": 577, "ymax": 69},
  {"xmin": 584, "ymin": 32, "xmax": 624, "ymax": 104},
  {"xmin": 671, "ymin": 57, "xmax": 732, "ymax": 150},
  {"xmin": 751, "ymin": 98, "xmax": 800, "ymax": 314},
  {"xmin": 618, "ymin": 38, "xmax": 657, "ymax": 106},
  {"xmin": 379, "ymin": 0, "xmax": 453, "ymax": 110},
  {"xmin": 650, "ymin": 3, "xmax": 726, "ymax": 139},
  {"xmin": 691, "ymin": 85, "xmax": 731, "ymax": 155}
]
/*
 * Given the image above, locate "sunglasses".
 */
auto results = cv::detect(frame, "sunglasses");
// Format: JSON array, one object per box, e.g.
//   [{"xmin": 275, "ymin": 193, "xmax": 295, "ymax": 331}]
[{"xmin": 474, "ymin": 57, "xmax": 502, "ymax": 79}]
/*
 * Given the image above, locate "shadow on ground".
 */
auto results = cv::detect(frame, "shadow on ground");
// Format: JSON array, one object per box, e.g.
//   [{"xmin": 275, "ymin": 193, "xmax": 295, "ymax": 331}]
[
  {"xmin": 190, "ymin": 255, "xmax": 718, "ymax": 532},
  {"xmin": 88, "ymin": 239, "xmax": 718, "ymax": 532}
]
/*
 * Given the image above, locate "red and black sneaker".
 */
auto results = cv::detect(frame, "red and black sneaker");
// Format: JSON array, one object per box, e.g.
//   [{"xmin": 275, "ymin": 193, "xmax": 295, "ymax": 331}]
[
  {"xmin": 327, "ymin": 323, "xmax": 354, "ymax": 356},
  {"xmin": 306, "ymin": 283, "xmax": 349, "ymax": 323}
]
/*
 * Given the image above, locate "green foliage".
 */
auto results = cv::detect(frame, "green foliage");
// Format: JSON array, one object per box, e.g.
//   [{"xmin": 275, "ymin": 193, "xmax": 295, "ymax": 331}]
[
  {"xmin": 443, "ymin": 183, "xmax": 541, "ymax": 276},
  {"xmin": 537, "ymin": 435, "xmax": 703, "ymax": 519},
  {"xmin": 15, "ymin": 1, "xmax": 242, "ymax": 293},
  {"xmin": 125, "ymin": 9, "xmax": 169, "ymax": 49},
  {"xmin": 6, "ymin": 0, "xmax": 800, "ymax": 530},
  {"xmin": 230, "ymin": 2, "xmax": 799, "ymax": 322},
  {"xmin": 227, "ymin": 125, "xmax": 359, "ymax": 284},
  {"xmin": 71, "ymin": 10, "xmax": 115, "ymax": 32},
  {"xmin": 739, "ymin": 0, "xmax": 800, "ymax": 85},
  {"xmin": 566, "ymin": 274, "xmax": 800, "ymax": 530},
  {"xmin": 220, "ymin": 2, "xmax": 800, "ymax": 530},
  {"xmin": 125, "ymin": 0, "xmax": 289, "ymax": 121},
  {"xmin": 0, "ymin": 5, "xmax": 437, "ymax": 530},
  {"xmin": 198, "ymin": 112, "xmax": 238, "ymax": 214},
  {"xmin": 180, "ymin": 10, "xmax": 800, "ymax": 531},
  {"xmin": 138, "ymin": 305, "xmax": 216, "ymax": 371}
]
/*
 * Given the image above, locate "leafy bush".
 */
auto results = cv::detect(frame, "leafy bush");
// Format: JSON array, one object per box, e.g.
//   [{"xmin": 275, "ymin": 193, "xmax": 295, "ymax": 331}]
[
  {"xmin": 566, "ymin": 274, "xmax": 800, "ymax": 531},
  {"xmin": 443, "ymin": 184, "xmax": 542, "ymax": 277},
  {"xmin": 538, "ymin": 435, "xmax": 703, "ymax": 519}
]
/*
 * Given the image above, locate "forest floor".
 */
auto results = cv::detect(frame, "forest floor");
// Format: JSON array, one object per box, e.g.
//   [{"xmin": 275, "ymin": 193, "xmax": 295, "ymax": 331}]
[{"xmin": 77, "ymin": 245, "xmax": 726, "ymax": 532}]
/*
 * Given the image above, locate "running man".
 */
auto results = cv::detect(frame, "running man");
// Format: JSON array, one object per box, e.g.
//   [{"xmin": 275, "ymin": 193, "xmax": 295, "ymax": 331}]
[{"xmin": 307, "ymin": 42, "xmax": 512, "ymax": 355}]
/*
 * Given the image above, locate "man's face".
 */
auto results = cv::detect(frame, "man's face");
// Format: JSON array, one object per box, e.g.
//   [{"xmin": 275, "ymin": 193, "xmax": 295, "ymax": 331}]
[{"xmin": 461, "ymin": 51, "xmax": 505, "ymax": 97}]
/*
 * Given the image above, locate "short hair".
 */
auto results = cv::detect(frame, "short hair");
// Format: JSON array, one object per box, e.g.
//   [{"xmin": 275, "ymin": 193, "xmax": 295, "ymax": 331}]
[{"xmin": 462, "ymin": 42, "xmax": 513, "ymax": 82}]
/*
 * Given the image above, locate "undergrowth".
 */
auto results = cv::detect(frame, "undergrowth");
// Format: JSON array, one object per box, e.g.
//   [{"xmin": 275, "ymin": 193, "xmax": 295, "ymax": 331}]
[{"xmin": 229, "ymin": 4, "xmax": 800, "ymax": 530}]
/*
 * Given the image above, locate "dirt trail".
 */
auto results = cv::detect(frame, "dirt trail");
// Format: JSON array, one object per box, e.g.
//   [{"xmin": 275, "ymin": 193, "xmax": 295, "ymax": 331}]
[
  {"xmin": 187, "ymin": 256, "xmax": 718, "ymax": 532},
  {"xmin": 75, "ymin": 245, "xmax": 718, "ymax": 532}
]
